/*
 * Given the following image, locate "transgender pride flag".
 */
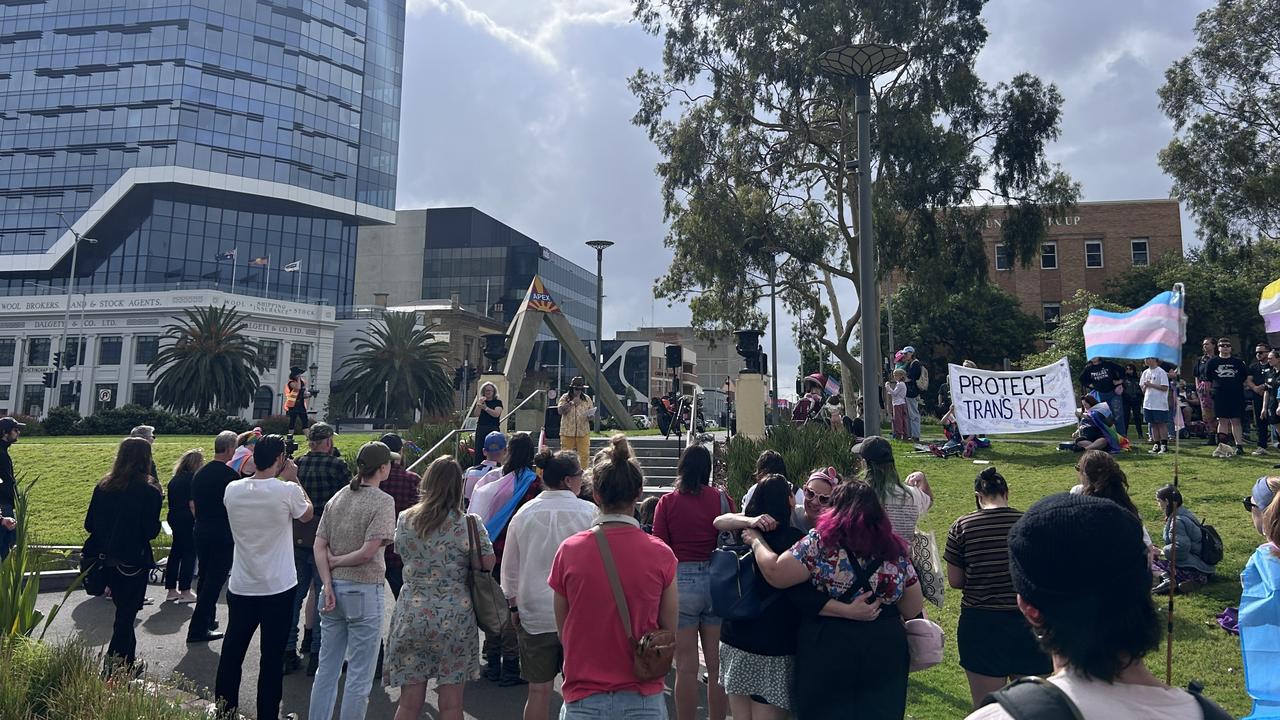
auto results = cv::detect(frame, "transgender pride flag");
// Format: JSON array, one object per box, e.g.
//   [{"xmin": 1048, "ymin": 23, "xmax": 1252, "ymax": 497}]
[
  {"xmin": 1261, "ymin": 278, "xmax": 1280, "ymax": 333},
  {"xmin": 1083, "ymin": 288, "xmax": 1187, "ymax": 366}
]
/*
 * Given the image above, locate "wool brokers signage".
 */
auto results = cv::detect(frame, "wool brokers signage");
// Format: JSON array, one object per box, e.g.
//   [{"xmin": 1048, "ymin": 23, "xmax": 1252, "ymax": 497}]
[{"xmin": 948, "ymin": 358, "xmax": 1078, "ymax": 436}]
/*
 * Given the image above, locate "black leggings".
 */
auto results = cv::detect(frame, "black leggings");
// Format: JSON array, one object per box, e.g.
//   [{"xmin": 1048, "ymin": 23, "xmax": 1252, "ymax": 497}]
[
  {"xmin": 793, "ymin": 609, "xmax": 908, "ymax": 719},
  {"xmin": 105, "ymin": 566, "xmax": 149, "ymax": 666},
  {"xmin": 164, "ymin": 523, "xmax": 196, "ymax": 591},
  {"xmin": 287, "ymin": 405, "xmax": 309, "ymax": 432},
  {"xmin": 215, "ymin": 587, "xmax": 294, "ymax": 720}
]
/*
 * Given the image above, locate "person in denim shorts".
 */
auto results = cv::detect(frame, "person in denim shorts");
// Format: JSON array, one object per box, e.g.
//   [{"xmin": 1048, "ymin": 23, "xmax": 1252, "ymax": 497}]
[{"xmin": 653, "ymin": 445, "xmax": 734, "ymax": 720}]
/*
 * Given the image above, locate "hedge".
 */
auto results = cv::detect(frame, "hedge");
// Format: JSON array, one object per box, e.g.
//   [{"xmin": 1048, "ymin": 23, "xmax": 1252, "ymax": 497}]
[{"xmin": 30, "ymin": 405, "xmax": 251, "ymax": 437}]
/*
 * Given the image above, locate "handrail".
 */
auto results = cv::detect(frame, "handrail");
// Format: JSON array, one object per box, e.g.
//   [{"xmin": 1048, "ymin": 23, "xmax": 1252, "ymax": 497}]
[
  {"xmin": 501, "ymin": 391, "xmax": 545, "ymax": 423},
  {"xmin": 405, "ymin": 429, "xmax": 460, "ymax": 474},
  {"xmin": 686, "ymin": 392, "xmax": 699, "ymax": 447}
]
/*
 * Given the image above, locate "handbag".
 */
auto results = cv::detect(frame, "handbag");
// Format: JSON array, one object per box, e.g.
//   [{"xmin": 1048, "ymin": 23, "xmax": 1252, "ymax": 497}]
[
  {"xmin": 592, "ymin": 525, "xmax": 676, "ymax": 681},
  {"xmin": 910, "ymin": 529, "xmax": 945, "ymax": 609},
  {"xmin": 465, "ymin": 514, "xmax": 510, "ymax": 635},
  {"xmin": 709, "ymin": 490, "xmax": 779, "ymax": 620},
  {"xmin": 79, "ymin": 508, "xmax": 127, "ymax": 597},
  {"xmin": 905, "ymin": 612, "xmax": 945, "ymax": 672}
]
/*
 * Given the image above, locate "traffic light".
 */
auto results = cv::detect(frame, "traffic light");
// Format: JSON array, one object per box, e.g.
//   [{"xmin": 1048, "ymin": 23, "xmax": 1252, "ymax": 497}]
[
  {"xmin": 52, "ymin": 351, "xmax": 62, "ymax": 370},
  {"xmin": 453, "ymin": 366, "xmax": 465, "ymax": 389},
  {"xmin": 42, "ymin": 371, "xmax": 58, "ymax": 389}
]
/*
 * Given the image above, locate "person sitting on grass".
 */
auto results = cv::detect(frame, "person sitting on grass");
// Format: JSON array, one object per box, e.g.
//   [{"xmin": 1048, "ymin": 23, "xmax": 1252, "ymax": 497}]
[
  {"xmin": 1150, "ymin": 485, "xmax": 1216, "ymax": 595},
  {"xmin": 1066, "ymin": 395, "xmax": 1125, "ymax": 453}
]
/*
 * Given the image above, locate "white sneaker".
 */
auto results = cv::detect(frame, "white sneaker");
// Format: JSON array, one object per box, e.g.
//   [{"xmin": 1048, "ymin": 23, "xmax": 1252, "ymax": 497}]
[
  {"xmin": 1253, "ymin": 448, "xmax": 1268, "ymax": 457},
  {"xmin": 1148, "ymin": 445, "xmax": 1161, "ymax": 454}
]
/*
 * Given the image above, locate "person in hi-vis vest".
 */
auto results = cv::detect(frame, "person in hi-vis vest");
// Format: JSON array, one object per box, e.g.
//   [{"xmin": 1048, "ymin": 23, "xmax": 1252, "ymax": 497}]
[{"xmin": 285, "ymin": 367, "xmax": 310, "ymax": 432}]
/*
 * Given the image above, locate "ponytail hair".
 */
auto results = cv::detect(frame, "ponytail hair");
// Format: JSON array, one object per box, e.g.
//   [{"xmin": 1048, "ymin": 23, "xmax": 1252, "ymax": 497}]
[
  {"xmin": 974, "ymin": 466, "xmax": 1008, "ymax": 497},
  {"xmin": 534, "ymin": 448, "xmax": 581, "ymax": 490},
  {"xmin": 593, "ymin": 434, "xmax": 645, "ymax": 509}
]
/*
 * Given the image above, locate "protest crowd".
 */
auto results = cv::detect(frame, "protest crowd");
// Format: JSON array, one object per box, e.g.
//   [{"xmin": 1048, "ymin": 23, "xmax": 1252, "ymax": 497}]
[{"xmin": 0, "ymin": 294, "xmax": 1278, "ymax": 720}]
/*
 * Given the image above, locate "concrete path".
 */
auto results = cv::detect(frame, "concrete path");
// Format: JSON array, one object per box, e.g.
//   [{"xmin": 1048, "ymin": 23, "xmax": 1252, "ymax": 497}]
[{"xmin": 34, "ymin": 587, "xmax": 699, "ymax": 720}]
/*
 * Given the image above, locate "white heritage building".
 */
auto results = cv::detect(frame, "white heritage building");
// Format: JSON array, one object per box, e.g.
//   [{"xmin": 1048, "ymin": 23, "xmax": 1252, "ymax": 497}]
[{"xmin": 0, "ymin": 289, "xmax": 336, "ymax": 421}]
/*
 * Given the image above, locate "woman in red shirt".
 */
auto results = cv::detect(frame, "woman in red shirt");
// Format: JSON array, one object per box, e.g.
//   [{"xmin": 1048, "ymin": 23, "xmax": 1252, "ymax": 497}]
[
  {"xmin": 653, "ymin": 445, "xmax": 733, "ymax": 720},
  {"xmin": 549, "ymin": 435, "xmax": 677, "ymax": 718}
]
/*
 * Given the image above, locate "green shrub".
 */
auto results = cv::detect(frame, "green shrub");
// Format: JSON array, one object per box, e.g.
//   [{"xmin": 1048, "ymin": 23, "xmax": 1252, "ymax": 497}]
[
  {"xmin": 724, "ymin": 424, "xmax": 860, "ymax": 501},
  {"xmin": 405, "ymin": 422, "xmax": 465, "ymax": 465},
  {"xmin": 41, "ymin": 407, "xmax": 81, "ymax": 436},
  {"xmin": 73, "ymin": 405, "xmax": 251, "ymax": 437},
  {"xmin": 254, "ymin": 414, "xmax": 291, "ymax": 435}
]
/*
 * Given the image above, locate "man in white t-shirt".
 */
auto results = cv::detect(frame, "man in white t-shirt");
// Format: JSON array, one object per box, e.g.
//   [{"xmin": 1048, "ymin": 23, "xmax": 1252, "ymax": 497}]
[
  {"xmin": 1140, "ymin": 358, "xmax": 1172, "ymax": 455},
  {"xmin": 215, "ymin": 434, "xmax": 313, "ymax": 720},
  {"xmin": 965, "ymin": 493, "xmax": 1231, "ymax": 720}
]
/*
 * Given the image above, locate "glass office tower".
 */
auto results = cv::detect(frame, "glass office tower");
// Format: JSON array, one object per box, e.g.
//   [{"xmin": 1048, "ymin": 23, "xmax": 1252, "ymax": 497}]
[{"xmin": 0, "ymin": 0, "xmax": 405, "ymax": 307}]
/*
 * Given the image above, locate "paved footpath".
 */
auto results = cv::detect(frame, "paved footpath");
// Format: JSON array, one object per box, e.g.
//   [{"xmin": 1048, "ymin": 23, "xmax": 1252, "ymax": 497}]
[{"xmin": 35, "ymin": 587, "xmax": 698, "ymax": 719}]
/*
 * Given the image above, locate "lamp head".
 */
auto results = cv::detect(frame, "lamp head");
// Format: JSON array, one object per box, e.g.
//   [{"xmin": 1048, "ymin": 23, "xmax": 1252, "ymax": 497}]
[
  {"xmin": 585, "ymin": 239, "xmax": 615, "ymax": 252},
  {"xmin": 817, "ymin": 43, "xmax": 909, "ymax": 79}
]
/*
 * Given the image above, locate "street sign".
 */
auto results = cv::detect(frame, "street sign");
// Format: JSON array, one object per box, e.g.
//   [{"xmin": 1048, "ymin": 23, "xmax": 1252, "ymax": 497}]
[{"xmin": 98, "ymin": 388, "xmax": 112, "ymax": 403}]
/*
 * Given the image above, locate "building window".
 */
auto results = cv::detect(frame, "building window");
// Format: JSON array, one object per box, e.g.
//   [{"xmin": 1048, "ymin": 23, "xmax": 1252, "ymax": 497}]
[
  {"xmin": 994, "ymin": 244, "xmax": 1011, "ymax": 271},
  {"xmin": 1040, "ymin": 243, "xmax": 1058, "ymax": 270},
  {"xmin": 288, "ymin": 343, "xmax": 311, "ymax": 370},
  {"xmin": 253, "ymin": 385, "xmax": 274, "ymax": 419},
  {"xmin": 22, "ymin": 385, "xmax": 45, "ymax": 417},
  {"xmin": 1131, "ymin": 238, "xmax": 1149, "ymax": 267},
  {"xmin": 0, "ymin": 385, "xmax": 10, "ymax": 403},
  {"xmin": 1085, "ymin": 240, "xmax": 1104, "ymax": 268},
  {"xmin": 99, "ymin": 337, "xmax": 123, "ymax": 366},
  {"xmin": 95, "ymin": 384, "xmax": 118, "ymax": 413},
  {"xmin": 59, "ymin": 382, "xmax": 78, "ymax": 408},
  {"xmin": 0, "ymin": 339, "xmax": 13, "ymax": 367},
  {"xmin": 1043, "ymin": 303, "xmax": 1062, "ymax": 330},
  {"xmin": 27, "ymin": 338, "xmax": 51, "ymax": 367},
  {"xmin": 135, "ymin": 336, "xmax": 159, "ymax": 366},
  {"xmin": 61, "ymin": 337, "xmax": 88, "ymax": 368},
  {"xmin": 259, "ymin": 340, "xmax": 279, "ymax": 370},
  {"xmin": 132, "ymin": 383, "xmax": 155, "ymax": 409}
]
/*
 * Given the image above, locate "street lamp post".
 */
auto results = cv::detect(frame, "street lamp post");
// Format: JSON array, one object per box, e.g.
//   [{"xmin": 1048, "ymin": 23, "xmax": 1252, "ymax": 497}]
[
  {"xmin": 47, "ymin": 212, "xmax": 96, "ymax": 415},
  {"xmin": 586, "ymin": 240, "xmax": 614, "ymax": 432},
  {"xmin": 817, "ymin": 43, "xmax": 909, "ymax": 437}
]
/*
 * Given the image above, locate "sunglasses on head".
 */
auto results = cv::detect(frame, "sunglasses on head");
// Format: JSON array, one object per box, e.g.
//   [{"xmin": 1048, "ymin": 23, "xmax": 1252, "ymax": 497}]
[{"xmin": 803, "ymin": 486, "xmax": 832, "ymax": 505}]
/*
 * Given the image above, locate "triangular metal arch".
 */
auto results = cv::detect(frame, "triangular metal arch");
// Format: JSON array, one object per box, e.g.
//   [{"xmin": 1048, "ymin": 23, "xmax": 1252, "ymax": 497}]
[{"xmin": 502, "ymin": 277, "xmax": 637, "ymax": 431}]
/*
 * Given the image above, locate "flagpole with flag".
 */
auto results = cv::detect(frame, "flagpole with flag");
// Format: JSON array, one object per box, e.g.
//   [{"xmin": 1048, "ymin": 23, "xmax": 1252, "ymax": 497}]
[
  {"xmin": 1261, "ymin": 278, "xmax": 1280, "ymax": 335},
  {"xmin": 266, "ymin": 255, "xmax": 271, "ymax": 297},
  {"xmin": 284, "ymin": 260, "xmax": 302, "ymax": 300},
  {"xmin": 215, "ymin": 248, "xmax": 238, "ymax": 294}
]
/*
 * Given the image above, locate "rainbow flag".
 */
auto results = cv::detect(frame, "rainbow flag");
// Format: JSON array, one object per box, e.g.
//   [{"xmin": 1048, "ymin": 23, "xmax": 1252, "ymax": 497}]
[
  {"xmin": 1261, "ymin": 279, "xmax": 1280, "ymax": 333},
  {"xmin": 1083, "ymin": 289, "xmax": 1186, "ymax": 365}
]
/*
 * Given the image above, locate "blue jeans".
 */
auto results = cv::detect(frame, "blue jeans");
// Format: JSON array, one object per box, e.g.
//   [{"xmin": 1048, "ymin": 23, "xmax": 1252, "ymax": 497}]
[
  {"xmin": 560, "ymin": 691, "xmax": 667, "ymax": 719},
  {"xmin": 676, "ymin": 561, "xmax": 719, "ymax": 630},
  {"xmin": 905, "ymin": 396, "xmax": 921, "ymax": 439},
  {"xmin": 288, "ymin": 546, "xmax": 323, "ymax": 653},
  {"xmin": 308, "ymin": 580, "xmax": 384, "ymax": 720}
]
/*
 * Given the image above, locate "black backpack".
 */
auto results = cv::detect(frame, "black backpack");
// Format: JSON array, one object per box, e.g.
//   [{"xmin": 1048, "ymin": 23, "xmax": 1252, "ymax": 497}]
[
  {"xmin": 982, "ymin": 677, "xmax": 1232, "ymax": 720},
  {"xmin": 1196, "ymin": 517, "xmax": 1225, "ymax": 566}
]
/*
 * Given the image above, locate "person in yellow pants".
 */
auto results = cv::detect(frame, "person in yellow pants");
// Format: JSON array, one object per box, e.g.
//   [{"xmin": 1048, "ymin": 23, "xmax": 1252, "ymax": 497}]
[{"xmin": 558, "ymin": 377, "xmax": 594, "ymax": 463}]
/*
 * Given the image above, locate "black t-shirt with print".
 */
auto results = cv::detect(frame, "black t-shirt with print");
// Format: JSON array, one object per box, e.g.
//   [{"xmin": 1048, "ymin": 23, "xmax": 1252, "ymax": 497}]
[
  {"xmin": 1205, "ymin": 357, "xmax": 1248, "ymax": 398},
  {"xmin": 1078, "ymin": 361, "xmax": 1123, "ymax": 395},
  {"xmin": 1248, "ymin": 362, "xmax": 1270, "ymax": 397}
]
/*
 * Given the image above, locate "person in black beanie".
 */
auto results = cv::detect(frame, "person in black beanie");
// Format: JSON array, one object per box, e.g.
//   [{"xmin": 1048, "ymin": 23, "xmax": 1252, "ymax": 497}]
[{"xmin": 966, "ymin": 493, "xmax": 1231, "ymax": 720}]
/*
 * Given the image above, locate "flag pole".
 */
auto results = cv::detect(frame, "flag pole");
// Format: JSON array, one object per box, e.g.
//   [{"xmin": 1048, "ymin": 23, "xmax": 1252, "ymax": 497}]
[
  {"xmin": 1165, "ymin": 281, "xmax": 1186, "ymax": 684},
  {"xmin": 265, "ymin": 255, "xmax": 272, "ymax": 298},
  {"xmin": 295, "ymin": 262, "xmax": 302, "ymax": 300},
  {"xmin": 230, "ymin": 247, "xmax": 237, "ymax": 295}
]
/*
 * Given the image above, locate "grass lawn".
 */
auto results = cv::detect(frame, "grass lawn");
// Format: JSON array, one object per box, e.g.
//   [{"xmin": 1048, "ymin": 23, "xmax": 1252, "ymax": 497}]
[
  {"xmin": 7, "ymin": 431, "xmax": 1272, "ymax": 717},
  {"xmin": 899, "ymin": 436, "xmax": 1268, "ymax": 719},
  {"xmin": 9, "ymin": 432, "xmax": 382, "ymax": 548}
]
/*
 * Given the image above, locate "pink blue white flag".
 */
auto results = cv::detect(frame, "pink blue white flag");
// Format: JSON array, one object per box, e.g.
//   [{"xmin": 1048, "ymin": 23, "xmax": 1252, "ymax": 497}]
[
  {"xmin": 1260, "ymin": 278, "xmax": 1280, "ymax": 333},
  {"xmin": 824, "ymin": 376, "xmax": 841, "ymax": 396},
  {"xmin": 1083, "ymin": 287, "xmax": 1186, "ymax": 366}
]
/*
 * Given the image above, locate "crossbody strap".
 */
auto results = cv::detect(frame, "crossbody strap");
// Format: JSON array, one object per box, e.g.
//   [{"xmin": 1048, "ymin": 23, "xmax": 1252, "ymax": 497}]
[
  {"xmin": 465, "ymin": 514, "xmax": 482, "ymax": 571},
  {"xmin": 592, "ymin": 525, "xmax": 634, "ymax": 640},
  {"xmin": 984, "ymin": 677, "xmax": 1084, "ymax": 720},
  {"xmin": 838, "ymin": 555, "xmax": 881, "ymax": 603}
]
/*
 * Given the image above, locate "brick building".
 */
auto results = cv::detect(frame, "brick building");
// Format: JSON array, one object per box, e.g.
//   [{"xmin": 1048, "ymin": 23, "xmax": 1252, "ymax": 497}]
[{"xmin": 984, "ymin": 199, "xmax": 1183, "ymax": 327}]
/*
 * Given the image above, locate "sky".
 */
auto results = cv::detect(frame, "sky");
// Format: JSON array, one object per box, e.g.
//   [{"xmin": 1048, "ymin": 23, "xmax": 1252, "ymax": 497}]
[{"xmin": 395, "ymin": 0, "xmax": 1213, "ymax": 399}]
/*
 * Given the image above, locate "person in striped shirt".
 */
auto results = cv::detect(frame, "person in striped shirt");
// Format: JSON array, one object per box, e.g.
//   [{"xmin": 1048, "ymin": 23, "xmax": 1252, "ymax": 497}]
[{"xmin": 945, "ymin": 466, "xmax": 1051, "ymax": 708}]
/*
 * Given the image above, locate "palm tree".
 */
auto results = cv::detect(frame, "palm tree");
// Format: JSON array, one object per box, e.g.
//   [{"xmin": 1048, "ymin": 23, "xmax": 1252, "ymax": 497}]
[
  {"xmin": 336, "ymin": 311, "xmax": 453, "ymax": 423},
  {"xmin": 148, "ymin": 305, "xmax": 265, "ymax": 414}
]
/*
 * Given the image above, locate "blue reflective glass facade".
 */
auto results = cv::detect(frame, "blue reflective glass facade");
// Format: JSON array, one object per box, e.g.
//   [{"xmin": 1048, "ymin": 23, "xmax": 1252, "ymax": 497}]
[{"xmin": 0, "ymin": 0, "xmax": 404, "ymax": 307}]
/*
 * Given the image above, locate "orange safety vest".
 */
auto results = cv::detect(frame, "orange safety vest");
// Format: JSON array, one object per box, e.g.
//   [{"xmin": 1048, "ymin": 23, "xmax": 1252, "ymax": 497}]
[{"xmin": 284, "ymin": 380, "xmax": 302, "ymax": 410}]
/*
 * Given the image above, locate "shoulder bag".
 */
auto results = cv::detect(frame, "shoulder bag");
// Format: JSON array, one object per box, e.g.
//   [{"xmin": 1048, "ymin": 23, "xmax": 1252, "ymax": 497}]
[
  {"xmin": 592, "ymin": 525, "xmax": 676, "ymax": 681},
  {"xmin": 465, "ymin": 513, "xmax": 510, "ymax": 635},
  {"xmin": 710, "ymin": 491, "xmax": 781, "ymax": 620}
]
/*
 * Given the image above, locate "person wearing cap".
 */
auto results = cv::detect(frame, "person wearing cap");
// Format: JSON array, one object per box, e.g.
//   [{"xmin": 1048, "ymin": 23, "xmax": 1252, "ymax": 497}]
[
  {"xmin": 855, "ymin": 436, "xmax": 933, "ymax": 538},
  {"xmin": 0, "ymin": 416, "xmax": 25, "ymax": 560},
  {"xmin": 464, "ymin": 431, "xmax": 507, "ymax": 509},
  {"xmin": 1241, "ymin": 477, "xmax": 1280, "ymax": 718},
  {"xmin": 309, "ymin": 441, "xmax": 396, "ymax": 720},
  {"xmin": 377, "ymin": 433, "xmax": 421, "ymax": 599},
  {"xmin": 557, "ymin": 377, "xmax": 593, "ymax": 464},
  {"xmin": 966, "ymin": 493, "xmax": 1232, "ymax": 720},
  {"xmin": 474, "ymin": 381, "xmax": 504, "ymax": 465},
  {"xmin": 900, "ymin": 346, "xmax": 925, "ymax": 442},
  {"xmin": 216, "ymin": 434, "xmax": 313, "ymax": 720},
  {"xmin": 285, "ymin": 422, "xmax": 349, "ymax": 675}
]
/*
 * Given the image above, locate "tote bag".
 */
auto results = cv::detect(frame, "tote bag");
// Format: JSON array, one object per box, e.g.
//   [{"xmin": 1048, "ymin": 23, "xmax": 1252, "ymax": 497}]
[{"xmin": 910, "ymin": 529, "xmax": 945, "ymax": 609}]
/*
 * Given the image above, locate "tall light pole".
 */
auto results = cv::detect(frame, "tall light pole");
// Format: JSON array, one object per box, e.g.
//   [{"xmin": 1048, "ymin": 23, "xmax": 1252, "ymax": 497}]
[
  {"xmin": 817, "ymin": 43, "xmax": 909, "ymax": 437},
  {"xmin": 48, "ymin": 212, "xmax": 95, "ymax": 414},
  {"xmin": 586, "ymin": 239, "xmax": 614, "ymax": 432}
]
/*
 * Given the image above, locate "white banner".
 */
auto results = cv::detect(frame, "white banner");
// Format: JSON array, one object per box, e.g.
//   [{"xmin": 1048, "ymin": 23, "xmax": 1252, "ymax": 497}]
[{"xmin": 949, "ymin": 358, "xmax": 1078, "ymax": 436}]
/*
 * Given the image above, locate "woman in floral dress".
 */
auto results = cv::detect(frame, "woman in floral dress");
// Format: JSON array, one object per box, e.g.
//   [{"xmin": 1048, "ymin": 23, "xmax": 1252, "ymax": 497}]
[
  {"xmin": 745, "ymin": 480, "xmax": 923, "ymax": 720},
  {"xmin": 386, "ymin": 456, "xmax": 495, "ymax": 720}
]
